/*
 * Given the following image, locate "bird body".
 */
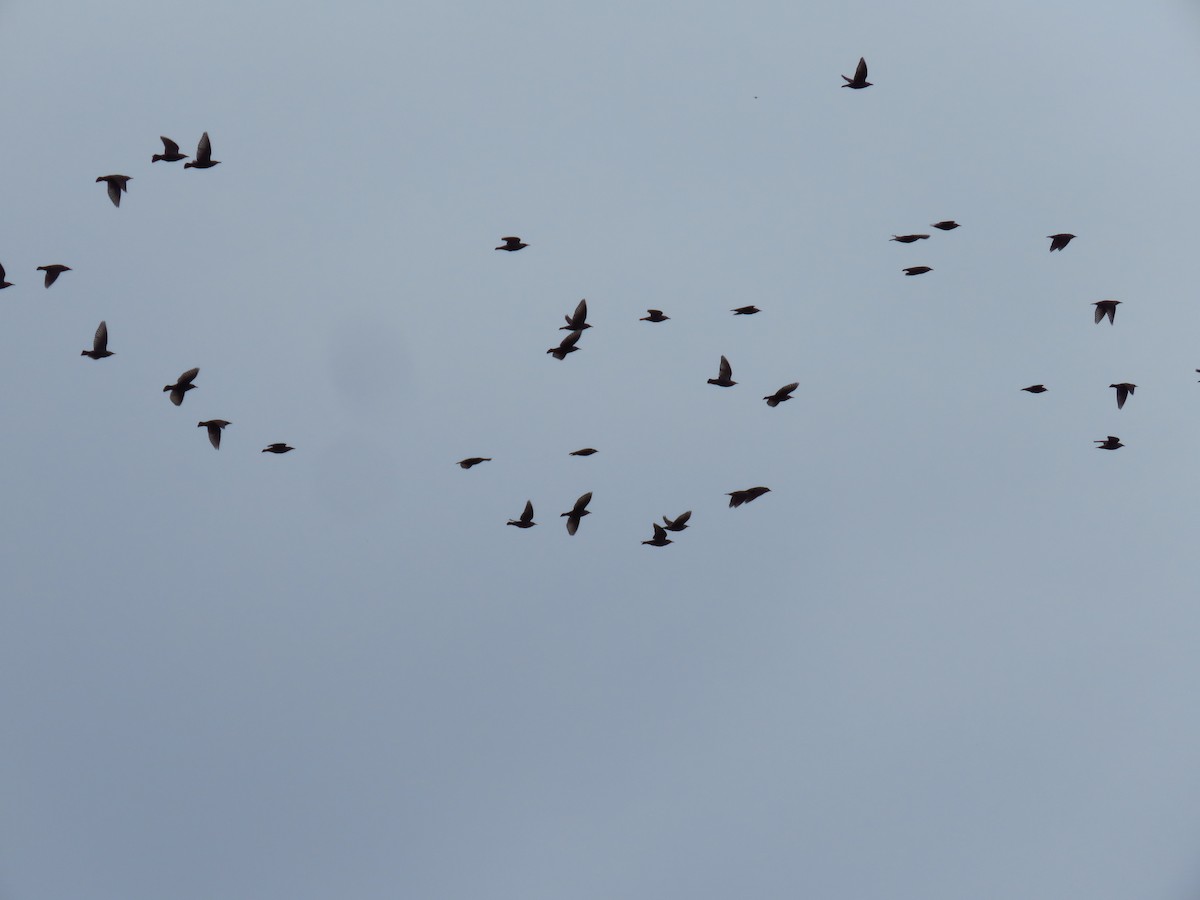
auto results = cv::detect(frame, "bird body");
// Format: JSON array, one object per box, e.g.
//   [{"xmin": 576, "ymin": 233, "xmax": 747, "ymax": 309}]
[
  {"xmin": 508, "ymin": 500, "xmax": 536, "ymax": 528},
  {"xmin": 764, "ymin": 382, "xmax": 799, "ymax": 407},
  {"xmin": 262, "ymin": 443, "xmax": 294, "ymax": 454},
  {"xmin": 642, "ymin": 523, "xmax": 673, "ymax": 547},
  {"xmin": 561, "ymin": 299, "xmax": 591, "ymax": 331},
  {"xmin": 96, "ymin": 175, "xmax": 131, "ymax": 207},
  {"xmin": 457, "ymin": 457, "xmax": 492, "ymax": 469},
  {"xmin": 841, "ymin": 57, "xmax": 871, "ymax": 88},
  {"xmin": 37, "ymin": 265, "xmax": 71, "ymax": 288},
  {"xmin": 1110, "ymin": 382, "xmax": 1136, "ymax": 409},
  {"xmin": 728, "ymin": 486, "xmax": 771, "ymax": 507},
  {"xmin": 164, "ymin": 367, "xmax": 200, "ymax": 405},
  {"xmin": 197, "ymin": 419, "xmax": 230, "ymax": 449},
  {"xmin": 707, "ymin": 355, "xmax": 736, "ymax": 387},
  {"xmin": 548, "ymin": 330, "xmax": 582, "ymax": 359},
  {"xmin": 152, "ymin": 136, "xmax": 187, "ymax": 163},
  {"xmin": 1048, "ymin": 233, "xmax": 1076, "ymax": 252},
  {"xmin": 1093, "ymin": 300, "xmax": 1121, "ymax": 325},
  {"xmin": 640, "ymin": 309, "xmax": 669, "ymax": 322},
  {"xmin": 561, "ymin": 491, "xmax": 592, "ymax": 535},
  {"xmin": 184, "ymin": 132, "xmax": 220, "ymax": 168},
  {"xmin": 81, "ymin": 321, "xmax": 113, "ymax": 359},
  {"xmin": 1095, "ymin": 436, "xmax": 1124, "ymax": 450},
  {"xmin": 495, "ymin": 236, "xmax": 527, "ymax": 251}
]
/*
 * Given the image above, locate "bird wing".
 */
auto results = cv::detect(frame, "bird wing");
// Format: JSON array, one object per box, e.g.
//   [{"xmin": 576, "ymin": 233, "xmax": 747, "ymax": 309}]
[
  {"xmin": 674, "ymin": 510, "xmax": 692, "ymax": 526},
  {"xmin": 718, "ymin": 355, "xmax": 732, "ymax": 380},
  {"xmin": 566, "ymin": 515, "xmax": 579, "ymax": 536},
  {"xmin": 106, "ymin": 180, "xmax": 121, "ymax": 207},
  {"xmin": 161, "ymin": 136, "xmax": 181, "ymax": 155},
  {"xmin": 652, "ymin": 524, "xmax": 667, "ymax": 540},
  {"xmin": 573, "ymin": 491, "xmax": 593, "ymax": 513},
  {"xmin": 93, "ymin": 321, "xmax": 108, "ymax": 353},
  {"xmin": 1115, "ymin": 385, "xmax": 1128, "ymax": 408},
  {"xmin": 521, "ymin": 500, "xmax": 534, "ymax": 523},
  {"xmin": 207, "ymin": 424, "xmax": 222, "ymax": 449},
  {"xmin": 728, "ymin": 491, "xmax": 744, "ymax": 508},
  {"xmin": 573, "ymin": 298, "xmax": 587, "ymax": 324},
  {"xmin": 196, "ymin": 131, "xmax": 212, "ymax": 163},
  {"xmin": 855, "ymin": 57, "xmax": 868, "ymax": 81},
  {"xmin": 178, "ymin": 367, "xmax": 200, "ymax": 386},
  {"xmin": 778, "ymin": 382, "xmax": 799, "ymax": 398},
  {"xmin": 169, "ymin": 389, "xmax": 185, "ymax": 406},
  {"xmin": 0, "ymin": 261, "xmax": 5, "ymax": 281},
  {"xmin": 559, "ymin": 330, "xmax": 582, "ymax": 350}
]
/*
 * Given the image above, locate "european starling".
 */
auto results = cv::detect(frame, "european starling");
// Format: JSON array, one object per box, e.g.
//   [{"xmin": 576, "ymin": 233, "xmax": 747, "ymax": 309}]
[
  {"xmin": 184, "ymin": 132, "xmax": 220, "ymax": 169},
  {"xmin": 96, "ymin": 175, "xmax": 131, "ymax": 207},
  {"xmin": 1110, "ymin": 382, "xmax": 1136, "ymax": 409},
  {"xmin": 262, "ymin": 443, "xmax": 294, "ymax": 454},
  {"xmin": 561, "ymin": 491, "xmax": 592, "ymax": 535},
  {"xmin": 507, "ymin": 500, "xmax": 536, "ymax": 528},
  {"xmin": 707, "ymin": 355, "xmax": 736, "ymax": 387},
  {"xmin": 763, "ymin": 382, "xmax": 799, "ymax": 407},
  {"xmin": 728, "ymin": 486, "xmax": 771, "ymax": 508},
  {"xmin": 1022, "ymin": 384, "xmax": 1047, "ymax": 393},
  {"xmin": 662, "ymin": 511, "xmax": 692, "ymax": 532},
  {"xmin": 0, "ymin": 262, "xmax": 10, "ymax": 289},
  {"xmin": 457, "ymin": 457, "xmax": 492, "ymax": 469},
  {"xmin": 197, "ymin": 419, "xmax": 231, "ymax": 450},
  {"xmin": 931, "ymin": 221, "xmax": 959, "ymax": 231},
  {"xmin": 841, "ymin": 57, "xmax": 871, "ymax": 89},
  {"xmin": 561, "ymin": 298, "xmax": 591, "ymax": 331},
  {"xmin": 37, "ymin": 265, "xmax": 71, "ymax": 288},
  {"xmin": 732, "ymin": 305, "xmax": 760, "ymax": 315},
  {"xmin": 152, "ymin": 136, "xmax": 187, "ymax": 163},
  {"xmin": 1048, "ymin": 233, "xmax": 1076, "ymax": 252},
  {"xmin": 1094, "ymin": 436, "xmax": 1123, "ymax": 450},
  {"xmin": 642, "ymin": 523, "xmax": 673, "ymax": 547},
  {"xmin": 495, "ymin": 236, "xmax": 528, "ymax": 251},
  {"xmin": 903, "ymin": 266, "xmax": 933, "ymax": 276},
  {"xmin": 640, "ymin": 309, "xmax": 669, "ymax": 322},
  {"xmin": 548, "ymin": 330, "xmax": 582, "ymax": 360},
  {"xmin": 1093, "ymin": 300, "xmax": 1121, "ymax": 325},
  {"xmin": 81, "ymin": 321, "xmax": 113, "ymax": 359},
  {"xmin": 164, "ymin": 367, "xmax": 200, "ymax": 406},
  {"xmin": 570, "ymin": 448, "xmax": 598, "ymax": 456},
  {"xmin": 890, "ymin": 234, "xmax": 930, "ymax": 243}
]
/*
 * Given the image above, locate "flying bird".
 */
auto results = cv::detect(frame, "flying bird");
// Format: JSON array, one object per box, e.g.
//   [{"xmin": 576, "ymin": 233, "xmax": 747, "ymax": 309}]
[
  {"xmin": 1021, "ymin": 384, "xmax": 1047, "ymax": 393},
  {"xmin": 197, "ymin": 419, "xmax": 231, "ymax": 450},
  {"xmin": 37, "ymin": 265, "xmax": 71, "ymax": 288},
  {"xmin": 728, "ymin": 486, "xmax": 771, "ymax": 508},
  {"xmin": 164, "ymin": 367, "xmax": 199, "ymax": 406},
  {"xmin": 890, "ymin": 234, "xmax": 930, "ymax": 243},
  {"xmin": 640, "ymin": 309, "xmax": 669, "ymax": 322},
  {"xmin": 152, "ymin": 136, "xmax": 188, "ymax": 163},
  {"xmin": 495, "ymin": 236, "xmax": 528, "ymax": 251},
  {"xmin": 662, "ymin": 511, "xmax": 692, "ymax": 532},
  {"xmin": 731, "ymin": 305, "xmax": 760, "ymax": 315},
  {"xmin": 262, "ymin": 443, "xmax": 294, "ymax": 454},
  {"xmin": 1110, "ymin": 382, "xmax": 1136, "ymax": 409},
  {"xmin": 561, "ymin": 491, "xmax": 592, "ymax": 535},
  {"xmin": 457, "ymin": 457, "xmax": 492, "ymax": 469},
  {"xmin": 642, "ymin": 523, "xmax": 673, "ymax": 547},
  {"xmin": 1094, "ymin": 436, "xmax": 1124, "ymax": 450},
  {"xmin": 0, "ymin": 262, "xmax": 13, "ymax": 289},
  {"xmin": 841, "ymin": 57, "xmax": 871, "ymax": 89},
  {"xmin": 81, "ymin": 321, "xmax": 113, "ymax": 359},
  {"xmin": 707, "ymin": 355, "xmax": 736, "ymax": 387},
  {"xmin": 1048, "ymin": 233, "xmax": 1076, "ymax": 252},
  {"xmin": 548, "ymin": 329, "xmax": 583, "ymax": 360},
  {"xmin": 561, "ymin": 299, "xmax": 591, "ymax": 331},
  {"xmin": 96, "ymin": 175, "xmax": 131, "ymax": 207},
  {"xmin": 507, "ymin": 500, "xmax": 536, "ymax": 528},
  {"xmin": 763, "ymin": 382, "xmax": 799, "ymax": 407},
  {"xmin": 1093, "ymin": 300, "xmax": 1121, "ymax": 324},
  {"xmin": 184, "ymin": 132, "xmax": 220, "ymax": 169},
  {"xmin": 931, "ymin": 220, "xmax": 960, "ymax": 230},
  {"xmin": 570, "ymin": 448, "xmax": 598, "ymax": 456},
  {"xmin": 903, "ymin": 266, "xmax": 933, "ymax": 276}
]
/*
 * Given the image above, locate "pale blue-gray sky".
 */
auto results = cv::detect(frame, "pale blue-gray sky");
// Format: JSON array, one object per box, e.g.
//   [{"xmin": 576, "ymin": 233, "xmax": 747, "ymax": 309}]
[{"xmin": 4, "ymin": 1, "xmax": 1200, "ymax": 898}]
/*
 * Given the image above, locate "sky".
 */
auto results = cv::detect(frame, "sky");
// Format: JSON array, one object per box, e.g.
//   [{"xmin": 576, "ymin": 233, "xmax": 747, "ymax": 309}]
[{"xmin": 3, "ymin": 0, "xmax": 1200, "ymax": 897}]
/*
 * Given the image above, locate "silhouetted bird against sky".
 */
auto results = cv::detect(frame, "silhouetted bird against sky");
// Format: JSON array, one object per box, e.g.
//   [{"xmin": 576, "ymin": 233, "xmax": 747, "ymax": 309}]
[
  {"xmin": 1048, "ymin": 233, "xmax": 1076, "ymax": 252},
  {"xmin": 548, "ymin": 330, "xmax": 582, "ymax": 360},
  {"xmin": 642, "ymin": 524, "xmax": 673, "ymax": 547},
  {"xmin": 570, "ymin": 448, "xmax": 598, "ymax": 456},
  {"xmin": 37, "ymin": 265, "xmax": 70, "ymax": 288},
  {"xmin": 841, "ymin": 57, "xmax": 871, "ymax": 89},
  {"xmin": 96, "ymin": 175, "xmax": 131, "ymax": 207},
  {"xmin": 640, "ymin": 309, "xmax": 669, "ymax": 322},
  {"xmin": 457, "ymin": 457, "xmax": 491, "ymax": 469},
  {"xmin": 164, "ymin": 367, "xmax": 199, "ymax": 406},
  {"xmin": 1093, "ymin": 300, "xmax": 1121, "ymax": 325},
  {"xmin": 198, "ymin": 419, "xmax": 230, "ymax": 450},
  {"xmin": 81, "ymin": 321, "xmax": 112, "ymax": 359},
  {"xmin": 931, "ymin": 220, "xmax": 960, "ymax": 230},
  {"xmin": 763, "ymin": 382, "xmax": 798, "ymax": 407},
  {"xmin": 707, "ymin": 355, "xmax": 736, "ymax": 387},
  {"xmin": 495, "ymin": 236, "xmax": 528, "ymax": 251},
  {"xmin": 728, "ymin": 486, "xmax": 771, "ymax": 508},
  {"xmin": 1022, "ymin": 384, "xmax": 1047, "ymax": 393},
  {"xmin": 0, "ymin": 262, "xmax": 13, "ymax": 289},
  {"xmin": 890, "ymin": 234, "xmax": 930, "ymax": 243},
  {"xmin": 1095, "ymin": 436, "xmax": 1124, "ymax": 450},
  {"xmin": 508, "ymin": 500, "xmax": 536, "ymax": 528},
  {"xmin": 1110, "ymin": 382, "xmax": 1136, "ymax": 409},
  {"xmin": 152, "ymin": 136, "xmax": 187, "ymax": 163},
  {"xmin": 732, "ymin": 305, "xmax": 760, "ymax": 315},
  {"xmin": 561, "ymin": 299, "xmax": 591, "ymax": 331},
  {"xmin": 562, "ymin": 491, "xmax": 592, "ymax": 536},
  {"xmin": 262, "ymin": 443, "xmax": 294, "ymax": 454},
  {"xmin": 184, "ymin": 132, "xmax": 220, "ymax": 169},
  {"xmin": 662, "ymin": 511, "xmax": 691, "ymax": 532},
  {"xmin": 903, "ymin": 266, "xmax": 932, "ymax": 276}
]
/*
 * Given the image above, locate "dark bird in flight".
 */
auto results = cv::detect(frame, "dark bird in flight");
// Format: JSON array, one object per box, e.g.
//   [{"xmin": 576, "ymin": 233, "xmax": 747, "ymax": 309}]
[
  {"xmin": 1094, "ymin": 435, "xmax": 1124, "ymax": 450},
  {"xmin": 931, "ymin": 220, "xmax": 960, "ymax": 230},
  {"xmin": 642, "ymin": 523, "xmax": 673, "ymax": 547},
  {"xmin": 570, "ymin": 448, "xmax": 598, "ymax": 456},
  {"xmin": 1021, "ymin": 384, "xmax": 1047, "ymax": 393},
  {"xmin": 184, "ymin": 132, "xmax": 220, "ymax": 169},
  {"xmin": 763, "ymin": 382, "xmax": 799, "ymax": 407},
  {"xmin": 164, "ymin": 367, "xmax": 200, "ymax": 406},
  {"xmin": 1110, "ymin": 382, "xmax": 1136, "ymax": 409},
  {"xmin": 81, "ymin": 321, "xmax": 113, "ymax": 359},
  {"xmin": 890, "ymin": 234, "xmax": 930, "ymax": 243},
  {"xmin": 0, "ymin": 262, "xmax": 13, "ymax": 289},
  {"xmin": 197, "ymin": 419, "xmax": 231, "ymax": 450},
  {"xmin": 1048, "ymin": 233, "xmax": 1076, "ymax": 252},
  {"xmin": 728, "ymin": 486, "xmax": 771, "ymax": 508},
  {"xmin": 640, "ymin": 309, "xmax": 669, "ymax": 322},
  {"xmin": 457, "ymin": 457, "xmax": 492, "ymax": 469},
  {"xmin": 262, "ymin": 443, "xmax": 294, "ymax": 454},
  {"xmin": 1093, "ymin": 300, "xmax": 1121, "ymax": 325},
  {"xmin": 507, "ymin": 500, "xmax": 536, "ymax": 528},
  {"xmin": 732, "ymin": 305, "xmax": 761, "ymax": 315},
  {"xmin": 561, "ymin": 491, "xmax": 592, "ymax": 535},
  {"xmin": 662, "ymin": 511, "xmax": 692, "ymax": 532},
  {"xmin": 903, "ymin": 266, "xmax": 933, "ymax": 276},
  {"xmin": 495, "ymin": 236, "xmax": 528, "ymax": 251},
  {"xmin": 561, "ymin": 299, "xmax": 591, "ymax": 331},
  {"xmin": 548, "ymin": 329, "xmax": 583, "ymax": 360},
  {"xmin": 96, "ymin": 175, "xmax": 131, "ymax": 207},
  {"xmin": 841, "ymin": 57, "xmax": 871, "ymax": 89},
  {"xmin": 707, "ymin": 355, "xmax": 736, "ymax": 387},
  {"xmin": 152, "ymin": 136, "xmax": 188, "ymax": 163},
  {"xmin": 37, "ymin": 265, "xmax": 71, "ymax": 288}
]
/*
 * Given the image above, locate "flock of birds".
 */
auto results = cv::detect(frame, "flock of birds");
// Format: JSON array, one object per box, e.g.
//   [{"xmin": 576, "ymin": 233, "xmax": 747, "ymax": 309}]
[{"xmin": 1, "ymin": 133, "xmax": 296, "ymax": 456}]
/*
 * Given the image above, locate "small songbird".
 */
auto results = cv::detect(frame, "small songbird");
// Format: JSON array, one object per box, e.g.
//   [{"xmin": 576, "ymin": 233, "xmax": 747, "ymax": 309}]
[
  {"xmin": 152, "ymin": 136, "xmax": 188, "ymax": 163},
  {"xmin": 561, "ymin": 298, "xmax": 591, "ymax": 331},
  {"xmin": 37, "ymin": 265, "xmax": 71, "ymax": 288},
  {"xmin": 0, "ymin": 262, "xmax": 11, "ymax": 289},
  {"xmin": 1048, "ymin": 233, "xmax": 1076, "ymax": 252},
  {"xmin": 1022, "ymin": 384, "xmax": 1047, "ymax": 393},
  {"xmin": 561, "ymin": 491, "xmax": 592, "ymax": 535},
  {"xmin": 507, "ymin": 500, "xmax": 536, "ymax": 528},
  {"xmin": 1093, "ymin": 300, "xmax": 1121, "ymax": 325},
  {"xmin": 495, "ymin": 236, "xmax": 528, "ymax": 251},
  {"xmin": 763, "ymin": 382, "xmax": 799, "ymax": 407},
  {"xmin": 890, "ymin": 234, "xmax": 930, "ymax": 243},
  {"xmin": 262, "ymin": 443, "xmax": 294, "ymax": 454},
  {"xmin": 548, "ymin": 329, "xmax": 583, "ymax": 360},
  {"xmin": 184, "ymin": 132, "xmax": 220, "ymax": 169},
  {"xmin": 662, "ymin": 511, "xmax": 692, "ymax": 532},
  {"xmin": 728, "ymin": 486, "xmax": 771, "ymax": 508},
  {"xmin": 1094, "ymin": 436, "xmax": 1124, "ymax": 450},
  {"xmin": 640, "ymin": 309, "xmax": 669, "ymax": 322},
  {"xmin": 931, "ymin": 220, "xmax": 960, "ymax": 230},
  {"xmin": 903, "ymin": 266, "xmax": 933, "ymax": 276},
  {"xmin": 457, "ymin": 457, "xmax": 492, "ymax": 469},
  {"xmin": 164, "ymin": 367, "xmax": 200, "ymax": 406},
  {"xmin": 96, "ymin": 175, "xmax": 131, "ymax": 207},
  {"xmin": 197, "ymin": 419, "xmax": 231, "ymax": 450},
  {"xmin": 570, "ymin": 448, "xmax": 598, "ymax": 456},
  {"xmin": 642, "ymin": 523, "xmax": 673, "ymax": 547},
  {"xmin": 731, "ymin": 305, "xmax": 760, "ymax": 315},
  {"xmin": 1110, "ymin": 382, "xmax": 1136, "ymax": 409},
  {"xmin": 707, "ymin": 355, "xmax": 736, "ymax": 387},
  {"xmin": 81, "ymin": 321, "xmax": 113, "ymax": 359},
  {"xmin": 841, "ymin": 57, "xmax": 871, "ymax": 89}
]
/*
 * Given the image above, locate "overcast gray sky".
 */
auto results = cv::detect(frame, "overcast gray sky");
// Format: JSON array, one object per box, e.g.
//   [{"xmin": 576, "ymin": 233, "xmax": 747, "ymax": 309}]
[{"xmin": 4, "ymin": 1, "xmax": 1200, "ymax": 898}]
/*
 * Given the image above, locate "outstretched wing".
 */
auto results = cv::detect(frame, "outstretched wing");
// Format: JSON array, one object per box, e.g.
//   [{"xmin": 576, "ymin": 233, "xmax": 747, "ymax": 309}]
[
  {"xmin": 718, "ymin": 355, "xmax": 732, "ymax": 381},
  {"xmin": 178, "ymin": 367, "xmax": 200, "ymax": 386},
  {"xmin": 196, "ymin": 131, "xmax": 212, "ymax": 163},
  {"xmin": 573, "ymin": 491, "xmax": 593, "ymax": 514},
  {"xmin": 161, "ymin": 136, "xmax": 181, "ymax": 155},
  {"xmin": 93, "ymin": 321, "xmax": 108, "ymax": 353},
  {"xmin": 855, "ymin": 57, "xmax": 868, "ymax": 82},
  {"xmin": 207, "ymin": 424, "xmax": 222, "ymax": 450},
  {"xmin": 521, "ymin": 500, "xmax": 534, "ymax": 523}
]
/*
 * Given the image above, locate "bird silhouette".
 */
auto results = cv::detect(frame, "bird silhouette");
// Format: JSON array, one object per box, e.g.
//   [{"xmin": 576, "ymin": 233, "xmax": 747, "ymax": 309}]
[
  {"xmin": 96, "ymin": 175, "xmax": 131, "ymax": 207},
  {"xmin": 548, "ymin": 330, "xmax": 583, "ymax": 360},
  {"xmin": 763, "ymin": 382, "xmax": 798, "ymax": 407},
  {"xmin": 731, "ymin": 305, "xmax": 760, "ymax": 315},
  {"xmin": 707, "ymin": 355, "xmax": 736, "ymax": 387},
  {"xmin": 1022, "ymin": 384, "xmax": 1047, "ymax": 393},
  {"xmin": 0, "ymin": 262, "xmax": 13, "ymax": 289},
  {"xmin": 1048, "ymin": 233, "xmax": 1076, "ymax": 252},
  {"xmin": 508, "ymin": 500, "xmax": 536, "ymax": 528},
  {"xmin": 457, "ymin": 457, "xmax": 492, "ymax": 469},
  {"xmin": 890, "ymin": 234, "xmax": 930, "ymax": 243},
  {"xmin": 561, "ymin": 491, "xmax": 592, "ymax": 535},
  {"xmin": 728, "ymin": 486, "xmax": 771, "ymax": 507},
  {"xmin": 262, "ymin": 443, "xmax": 294, "ymax": 454},
  {"xmin": 642, "ymin": 523, "xmax": 673, "ymax": 547},
  {"xmin": 37, "ymin": 265, "xmax": 70, "ymax": 288},
  {"xmin": 570, "ymin": 448, "xmax": 598, "ymax": 456},
  {"xmin": 495, "ymin": 236, "xmax": 528, "ymax": 251},
  {"xmin": 1093, "ymin": 300, "xmax": 1121, "ymax": 324},
  {"xmin": 841, "ymin": 57, "xmax": 871, "ymax": 89},
  {"xmin": 152, "ymin": 136, "xmax": 188, "ymax": 163},
  {"xmin": 640, "ymin": 309, "xmax": 669, "ymax": 322},
  {"xmin": 184, "ymin": 132, "xmax": 220, "ymax": 169},
  {"xmin": 561, "ymin": 299, "xmax": 591, "ymax": 331},
  {"xmin": 903, "ymin": 266, "xmax": 933, "ymax": 276},
  {"xmin": 1110, "ymin": 382, "xmax": 1136, "ymax": 409},
  {"xmin": 197, "ymin": 419, "xmax": 230, "ymax": 449},
  {"xmin": 1095, "ymin": 436, "xmax": 1124, "ymax": 450},
  {"xmin": 164, "ymin": 367, "xmax": 199, "ymax": 406},
  {"xmin": 662, "ymin": 511, "xmax": 692, "ymax": 532},
  {"xmin": 81, "ymin": 321, "xmax": 113, "ymax": 359},
  {"xmin": 931, "ymin": 220, "xmax": 960, "ymax": 230}
]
